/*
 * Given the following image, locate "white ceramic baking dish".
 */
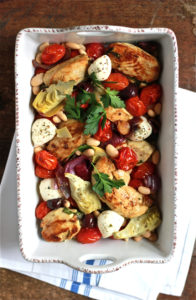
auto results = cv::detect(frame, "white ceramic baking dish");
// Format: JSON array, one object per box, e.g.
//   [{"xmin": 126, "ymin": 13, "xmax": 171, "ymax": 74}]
[{"xmin": 15, "ymin": 25, "xmax": 178, "ymax": 273}]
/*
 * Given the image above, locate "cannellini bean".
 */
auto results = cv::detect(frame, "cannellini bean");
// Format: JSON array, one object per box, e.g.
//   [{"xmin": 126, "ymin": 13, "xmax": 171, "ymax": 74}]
[
  {"xmin": 147, "ymin": 109, "xmax": 156, "ymax": 117},
  {"xmin": 52, "ymin": 116, "xmax": 61, "ymax": 123},
  {"xmin": 56, "ymin": 111, "xmax": 67, "ymax": 122},
  {"xmin": 86, "ymin": 138, "xmax": 100, "ymax": 147},
  {"xmin": 152, "ymin": 150, "xmax": 160, "ymax": 165},
  {"xmin": 138, "ymin": 186, "xmax": 151, "ymax": 195},
  {"xmin": 83, "ymin": 149, "xmax": 95, "ymax": 157},
  {"xmin": 32, "ymin": 86, "xmax": 40, "ymax": 95},
  {"xmin": 39, "ymin": 42, "xmax": 49, "ymax": 52},
  {"xmin": 75, "ymin": 150, "xmax": 81, "ymax": 156},
  {"xmin": 147, "ymin": 232, "xmax": 158, "ymax": 242},
  {"xmin": 106, "ymin": 144, "xmax": 119, "ymax": 158},
  {"xmin": 124, "ymin": 238, "xmax": 129, "ymax": 242},
  {"xmin": 35, "ymin": 52, "xmax": 42, "ymax": 64},
  {"xmin": 154, "ymin": 103, "xmax": 162, "ymax": 115},
  {"xmin": 65, "ymin": 42, "xmax": 85, "ymax": 50},
  {"xmin": 64, "ymin": 200, "xmax": 70, "ymax": 208},
  {"xmin": 143, "ymin": 231, "xmax": 151, "ymax": 238},
  {"xmin": 117, "ymin": 121, "xmax": 130, "ymax": 135},
  {"xmin": 133, "ymin": 236, "xmax": 143, "ymax": 242},
  {"xmin": 93, "ymin": 210, "xmax": 100, "ymax": 217},
  {"xmin": 30, "ymin": 73, "xmax": 44, "ymax": 87},
  {"xmin": 34, "ymin": 146, "xmax": 42, "ymax": 153},
  {"xmin": 79, "ymin": 48, "xmax": 87, "ymax": 55}
]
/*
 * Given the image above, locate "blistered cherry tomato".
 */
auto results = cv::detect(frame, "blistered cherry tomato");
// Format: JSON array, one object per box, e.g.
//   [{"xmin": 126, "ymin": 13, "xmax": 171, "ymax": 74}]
[
  {"xmin": 104, "ymin": 73, "xmax": 129, "ymax": 91},
  {"xmin": 35, "ymin": 150, "xmax": 58, "ymax": 170},
  {"xmin": 70, "ymin": 49, "xmax": 80, "ymax": 58},
  {"xmin": 126, "ymin": 96, "xmax": 147, "ymax": 116},
  {"xmin": 86, "ymin": 43, "xmax": 104, "ymax": 59},
  {"xmin": 129, "ymin": 178, "xmax": 143, "ymax": 189},
  {"xmin": 76, "ymin": 227, "xmax": 102, "ymax": 244},
  {"xmin": 115, "ymin": 147, "xmax": 138, "ymax": 171},
  {"xmin": 41, "ymin": 44, "xmax": 66, "ymax": 65},
  {"xmin": 132, "ymin": 162, "xmax": 155, "ymax": 179},
  {"xmin": 35, "ymin": 201, "xmax": 51, "ymax": 219},
  {"xmin": 140, "ymin": 84, "xmax": 162, "ymax": 107},
  {"xmin": 35, "ymin": 67, "xmax": 47, "ymax": 75},
  {"xmin": 94, "ymin": 118, "xmax": 113, "ymax": 142},
  {"xmin": 35, "ymin": 165, "xmax": 55, "ymax": 178}
]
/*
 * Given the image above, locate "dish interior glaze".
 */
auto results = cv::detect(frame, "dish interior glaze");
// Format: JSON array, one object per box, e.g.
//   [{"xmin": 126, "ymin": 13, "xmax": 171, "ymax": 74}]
[{"xmin": 15, "ymin": 26, "xmax": 178, "ymax": 273}]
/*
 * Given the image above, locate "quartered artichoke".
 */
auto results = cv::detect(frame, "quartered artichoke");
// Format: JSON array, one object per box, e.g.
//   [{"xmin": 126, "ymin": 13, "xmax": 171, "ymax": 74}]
[
  {"xmin": 113, "ymin": 206, "xmax": 161, "ymax": 239},
  {"xmin": 32, "ymin": 80, "xmax": 75, "ymax": 116},
  {"xmin": 65, "ymin": 173, "xmax": 102, "ymax": 214}
]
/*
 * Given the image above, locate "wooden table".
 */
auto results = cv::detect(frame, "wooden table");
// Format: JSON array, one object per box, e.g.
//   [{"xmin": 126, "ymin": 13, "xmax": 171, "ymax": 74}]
[{"xmin": 0, "ymin": 0, "xmax": 195, "ymax": 299}]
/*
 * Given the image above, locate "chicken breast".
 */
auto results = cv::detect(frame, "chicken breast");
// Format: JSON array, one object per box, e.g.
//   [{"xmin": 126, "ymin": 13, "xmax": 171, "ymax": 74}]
[
  {"xmin": 108, "ymin": 43, "xmax": 160, "ymax": 83},
  {"xmin": 47, "ymin": 119, "xmax": 88, "ymax": 161},
  {"xmin": 93, "ymin": 157, "xmax": 150, "ymax": 218},
  {"xmin": 40, "ymin": 208, "xmax": 81, "ymax": 242},
  {"xmin": 43, "ymin": 55, "xmax": 89, "ymax": 86},
  {"xmin": 127, "ymin": 140, "xmax": 154, "ymax": 164},
  {"xmin": 106, "ymin": 106, "xmax": 133, "ymax": 122}
]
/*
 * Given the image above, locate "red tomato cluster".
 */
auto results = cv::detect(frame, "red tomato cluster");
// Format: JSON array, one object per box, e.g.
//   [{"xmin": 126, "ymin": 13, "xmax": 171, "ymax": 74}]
[
  {"xmin": 94, "ymin": 118, "xmax": 112, "ymax": 142},
  {"xmin": 41, "ymin": 44, "xmax": 66, "ymax": 65},
  {"xmin": 34, "ymin": 150, "xmax": 58, "ymax": 178},
  {"xmin": 86, "ymin": 43, "xmax": 105, "ymax": 59},
  {"xmin": 115, "ymin": 147, "xmax": 138, "ymax": 171},
  {"xmin": 104, "ymin": 73, "xmax": 129, "ymax": 91}
]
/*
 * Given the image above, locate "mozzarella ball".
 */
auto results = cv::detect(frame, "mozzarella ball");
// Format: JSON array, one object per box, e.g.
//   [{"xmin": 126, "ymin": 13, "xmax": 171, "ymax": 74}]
[
  {"xmin": 39, "ymin": 178, "xmax": 63, "ymax": 201},
  {"xmin": 31, "ymin": 118, "xmax": 56, "ymax": 147},
  {"xmin": 97, "ymin": 210, "xmax": 124, "ymax": 238},
  {"xmin": 88, "ymin": 55, "xmax": 112, "ymax": 81},
  {"xmin": 129, "ymin": 116, "xmax": 152, "ymax": 141}
]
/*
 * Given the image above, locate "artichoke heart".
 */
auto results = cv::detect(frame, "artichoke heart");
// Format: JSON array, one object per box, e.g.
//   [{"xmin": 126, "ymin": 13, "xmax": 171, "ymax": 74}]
[
  {"xmin": 32, "ymin": 80, "xmax": 75, "ymax": 115},
  {"xmin": 113, "ymin": 206, "xmax": 161, "ymax": 239},
  {"xmin": 92, "ymin": 146, "xmax": 107, "ymax": 163},
  {"xmin": 56, "ymin": 126, "xmax": 72, "ymax": 138},
  {"xmin": 65, "ymin": 173, "xmax": 101, "ymax": 214}
]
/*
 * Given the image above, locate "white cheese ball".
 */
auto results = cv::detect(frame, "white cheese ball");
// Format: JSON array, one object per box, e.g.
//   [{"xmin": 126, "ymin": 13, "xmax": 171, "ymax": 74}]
[
  {"xmin": 97, "ymin": 210, "xmax": 124, "ymax": 238},
  {"xmin": 88, "ymin": 55, "xmax": 112, "ymax": 81},
  {"xmin": 31, "ymin": 118, "xmax": 56, "ymax": 147},
  {"xmin": 129, "ymin": 116, "xmax": 152, "ymax": 141},
  {"xmin": 39, "ymin": 178, "xmax": 63, "ymax": 201}
]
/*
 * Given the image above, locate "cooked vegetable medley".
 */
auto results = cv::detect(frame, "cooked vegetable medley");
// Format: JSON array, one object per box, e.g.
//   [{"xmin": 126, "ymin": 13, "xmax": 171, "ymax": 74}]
[{"xmin": 31, "ymin": 40, "xmax": 162, "ymax": 244}]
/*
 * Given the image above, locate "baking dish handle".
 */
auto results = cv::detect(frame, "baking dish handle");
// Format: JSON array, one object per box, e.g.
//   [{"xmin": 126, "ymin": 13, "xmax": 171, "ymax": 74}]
[{"xmin": 66, "ymin": 253, "xmax": 126, "ymax": 274}]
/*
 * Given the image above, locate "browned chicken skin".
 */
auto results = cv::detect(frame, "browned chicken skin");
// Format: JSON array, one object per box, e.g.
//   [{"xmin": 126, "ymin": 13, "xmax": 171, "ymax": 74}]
[{"xmin": 108, "ymin": 43, "xmax": 160, "ymax": 83}]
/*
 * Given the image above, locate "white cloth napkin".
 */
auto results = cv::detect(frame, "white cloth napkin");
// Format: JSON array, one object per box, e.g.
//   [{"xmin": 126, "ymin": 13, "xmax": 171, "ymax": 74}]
[{"xmin": 0, "ymin": 88, "xmax": 195, "ymax": 300}]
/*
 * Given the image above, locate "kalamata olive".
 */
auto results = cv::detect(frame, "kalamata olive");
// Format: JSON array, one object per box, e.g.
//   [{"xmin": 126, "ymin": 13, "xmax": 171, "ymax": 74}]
[
  {"xmin": 75, "ymin": 161, "xmax": 91, "ymax": 181},
  {"xmin": 77, "ymin": 81, "xmax": 94, "ymax": 92},
  {"xmin": 137, "ymin": 41, "xmax": 160, "ymax": 58},
  {"xmin": 47, "ymin": 198, "xmax": 64, "ymax": 209},
  {"xmin": 64, "ymin": 155, "xmax": 92, "ymax": 181},
  {"xmin": 119, "ymin": 83, "xmax": 138, "ymax": 100},
  {"xmin": 103, "ymin": 132, "xmax": 126, "ymax": 148},
  {"xmin": 146, "ymin": 117, "xmax": 161, "ymax": 142},
  {"xmin": 129, "ymin": 117, "xmax": 142, "ymax": 135},
  {"xmin": 143, "ymin": 174, "xmax": 161, "ymax": 193},
  {"xmin": 83, "ymin": 213, "xmax": 97, "ymax": 228}
]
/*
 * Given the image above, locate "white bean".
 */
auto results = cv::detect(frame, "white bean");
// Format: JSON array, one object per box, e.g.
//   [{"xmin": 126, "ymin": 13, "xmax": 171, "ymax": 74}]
[
  {"xmin": 56, "ymin": 111, "xmax": 67, "ymax": 122},
  {"xmin": 32, "ymin": 86, "xmax": 40, "ymax": 95},
  {"xmin": 83, "ymin": 149, "xmax": 95, "ymax": 157},
  {"xmin": 65, "ymin": 42, "xmax": 85, "ymax": 50},
  {"xmin": 39, "ymin": 42, "xmax": 49, "ymax": 52},
  {"xmin": 106, "ymin": 144, "xmax": 119, "ymax": 158},
  {"xmin": 35, "ymin": 52, "xmax": 42, "ymax": 64},
  {"xmin": 52, "ymin": 116, "xmax": 61, "ymax": 123},
  {"xmin": 30, "ymin": 73, "xmax": 44, "ymax": 87},
  {"xmin": 138, "ymin": 186, "xmax": 151, "ymax": 195},
  {"xmin": 86, "ymin": 138, "xmax": 100, "ymax": 147}
]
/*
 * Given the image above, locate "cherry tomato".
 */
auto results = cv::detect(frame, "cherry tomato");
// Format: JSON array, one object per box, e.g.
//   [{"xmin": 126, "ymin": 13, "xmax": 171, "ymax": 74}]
[
  {"xmin": 94, "ymin": 118, "xmax": 112, "ymax": 142},
  {"xmin": 35, "ymin": 201, "xmax": 51, "ymax": 219},
  {"xmin": 129, "ymin": 178, "xmax": 143, "ymax": 189},
  {"xmin": 35, "ymin": 150, "xmax": 58, "ymax": 170},
  {"xmin": 41, "ymin": 44, "xmax": 66, "ymax": 65},
  {"xmin": 126, "ymin": 96, "xmax": 147, "ymax": 116},
  {"xmin": 104, "ymin": 73, "xmax": 129, "ymax": 91},
  {"xmin": 70, "ymin": 50, "xmax": 80, "ymax": 58},
  {"xmin": 86, "ymin": 43, "xmax": 104, "ymax": 59},
  {"xmin": 35, "ymin": 165, "xmax": 55, "ymax": 178},
  {"xmin": 115, "ymin": 147, "xmax": 138, "ymax": 171},
  {"xmin": 35, "ymin": 67, "xmax": 47, "ymax": 75},
  {"xmin": 140, "ymin": 84, "xmax": 162, "ymax": 107},
  {"xmin": 132, "ymin": 162, "xmax": 155, "ymax": 179},
  {"xmin": 76, "ymin": 227, "xmax": 102, "ymax": 244}
]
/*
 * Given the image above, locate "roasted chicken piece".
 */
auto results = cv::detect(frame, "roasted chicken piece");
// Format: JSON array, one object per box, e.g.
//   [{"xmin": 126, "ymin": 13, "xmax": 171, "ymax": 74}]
[
  {"xmin": 105, "ymin": 106, "xmax": 133, "ymax": 122},
  {"xmin": 47, "ymin": 119, "xmax": 88, "ymax": 161},
  {"xmin": 92, "ymin": 157, "xmax": 151, "ymax": 218},
  {"xmin": 43, "ymin": 55, "xmax": 89, "ymax": 86},
  {"xmin": 41, "ymin": 208, "xmax": 81, "ymax": 242},
  {"xmin": 108, "ymin": 43, "xmax": 160, "ymax": 83}
]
